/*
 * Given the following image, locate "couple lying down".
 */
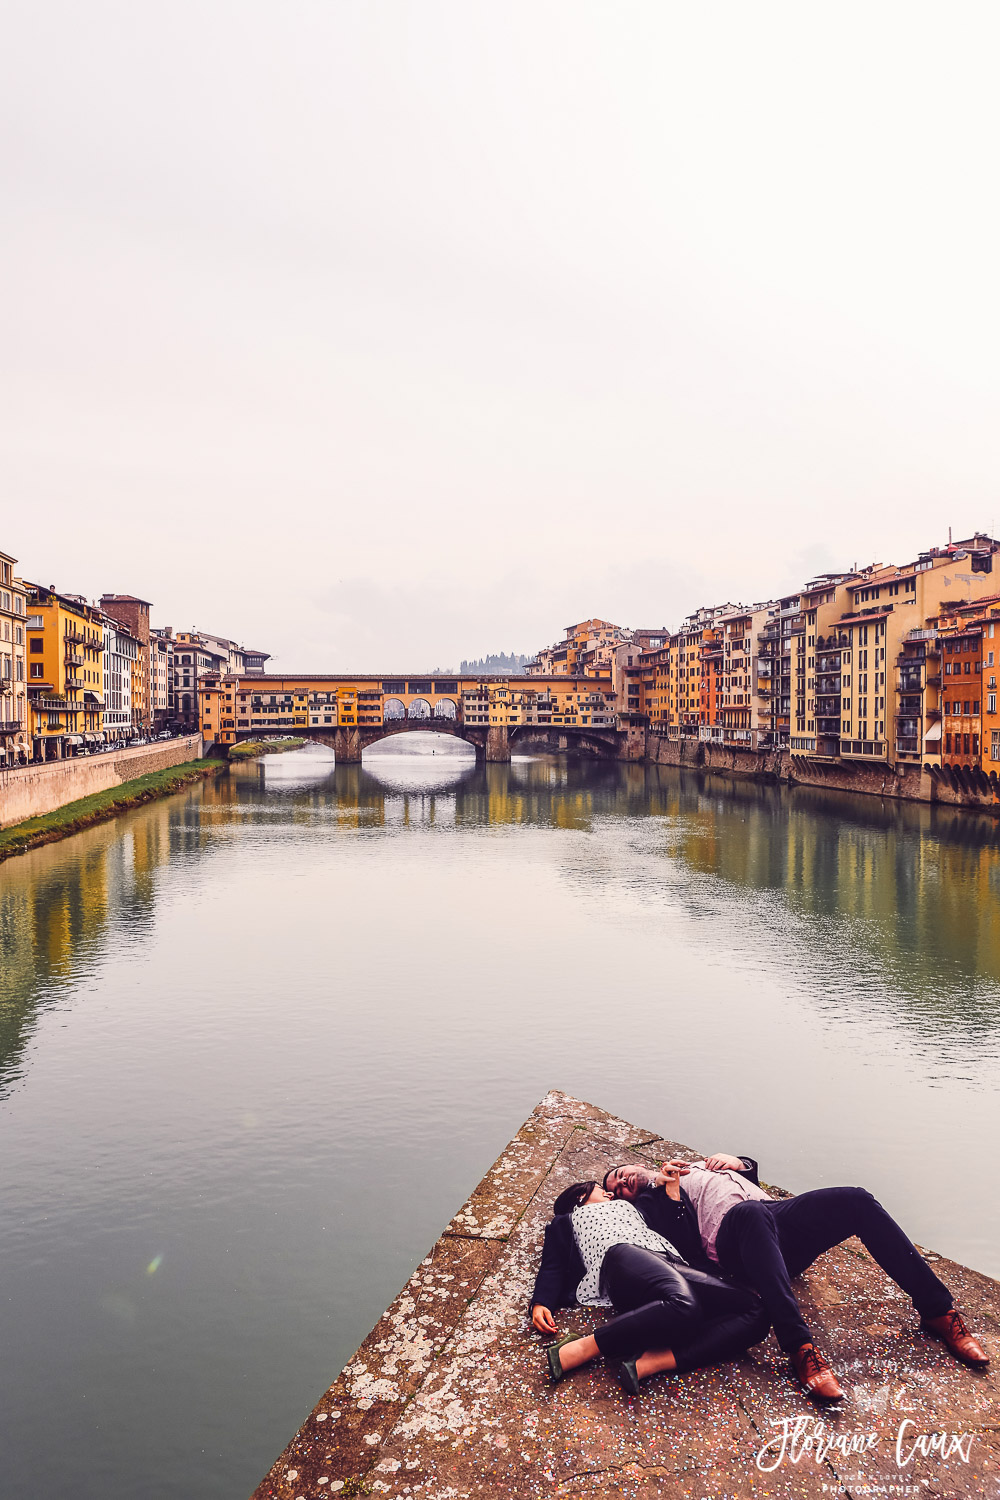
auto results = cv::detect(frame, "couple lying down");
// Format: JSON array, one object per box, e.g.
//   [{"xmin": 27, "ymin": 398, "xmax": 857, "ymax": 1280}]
[{"xmin": 529, "ymin": 1154, "xmax": 988, "ymax": 1402}]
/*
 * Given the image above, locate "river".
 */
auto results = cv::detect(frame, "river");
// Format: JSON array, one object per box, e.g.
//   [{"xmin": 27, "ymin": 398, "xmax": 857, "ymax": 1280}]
[{"xmin": 2, "ymin": 739, "xmax": 999, "ymax": 1499}]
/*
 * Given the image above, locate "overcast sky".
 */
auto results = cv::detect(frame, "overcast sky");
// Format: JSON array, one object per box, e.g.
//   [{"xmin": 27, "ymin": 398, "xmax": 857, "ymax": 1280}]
[{"xmin": 4, "ymin": 3, "xmax": 1000, "ymax": 669}]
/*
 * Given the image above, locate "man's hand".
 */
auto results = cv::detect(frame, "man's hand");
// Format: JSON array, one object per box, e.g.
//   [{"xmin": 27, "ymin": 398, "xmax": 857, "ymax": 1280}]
[
  {"xmin": 532, "ymin": 1304, "xmax": 557, "ymax": 1335},
  {"xmin": 704, "ymin": 1153, "xmax": 745, "ymax": 1172},
  {"xmin": 655, "ymin": 1161, "xmax": 691, "ymax": 1201}
]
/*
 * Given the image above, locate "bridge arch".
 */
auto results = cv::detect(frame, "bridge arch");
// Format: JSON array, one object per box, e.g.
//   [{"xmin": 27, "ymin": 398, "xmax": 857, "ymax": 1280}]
[
  {"xmin": 407, "ymin": 698, "xmax": 431, "ymax": 719},
  {"xmin": 432, "ymin": 698, "xmax": 457, "ymax": 719},
  {"xmin": 383, "ymin": 698, "xmax": 406, "ymax": 721}
]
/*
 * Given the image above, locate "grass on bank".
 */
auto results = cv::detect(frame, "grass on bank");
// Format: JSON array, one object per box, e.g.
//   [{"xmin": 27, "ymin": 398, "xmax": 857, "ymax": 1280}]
[
  {"xmin": 227, "ymin": 738, "xmax": 306, "ymax": 760},
  {"xmin": 0, "ymin": 758, "xmax": 227, "ymax": 862}
]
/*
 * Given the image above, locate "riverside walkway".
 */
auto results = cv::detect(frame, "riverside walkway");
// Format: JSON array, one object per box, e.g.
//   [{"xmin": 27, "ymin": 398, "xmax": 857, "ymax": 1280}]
[{"xmin": 251, "ymin": 1092, "xmax": 999, "ymax": 1499}]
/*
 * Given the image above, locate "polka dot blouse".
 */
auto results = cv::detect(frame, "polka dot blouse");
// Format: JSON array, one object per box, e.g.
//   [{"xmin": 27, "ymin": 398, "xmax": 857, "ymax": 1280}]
[{"xmin": 571, "ymin": 1200, "xmax": 682, "ymax": 1307}]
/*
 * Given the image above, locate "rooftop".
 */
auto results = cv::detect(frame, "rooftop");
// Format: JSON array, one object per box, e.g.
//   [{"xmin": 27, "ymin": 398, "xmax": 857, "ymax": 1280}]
[{"xmin": 251, "ymin": 1091, "xmax": 1000, "ymax": 1500}]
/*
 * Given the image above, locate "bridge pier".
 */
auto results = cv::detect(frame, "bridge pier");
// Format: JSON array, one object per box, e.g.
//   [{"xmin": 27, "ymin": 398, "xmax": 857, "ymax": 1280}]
[
  {"xmin": 333, "ymin": 728, "xmax": 363, "ymax": 763},
  {"xmin": 485, "ymin": 726, "xmax": 510, "ymax": 763}
]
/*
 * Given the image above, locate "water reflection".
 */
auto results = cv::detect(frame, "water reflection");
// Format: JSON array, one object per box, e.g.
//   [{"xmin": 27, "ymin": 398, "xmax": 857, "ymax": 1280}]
[
  {"xmin": 4, "ymin": 749, "xmax": 1000, "ymax": 1500},
  {"xmin": 0, "ymin": 787, "xmax": 206, "ymax": 1095},
  {"xmin": 5, "ymin": 754, "xmax": 1000, "ymax": 1103}
]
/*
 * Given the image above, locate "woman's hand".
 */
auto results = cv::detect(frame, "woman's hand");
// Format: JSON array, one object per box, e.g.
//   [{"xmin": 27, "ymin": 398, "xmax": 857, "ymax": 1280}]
[{"xmin": 532, "ymin": 1304, "xmax": 557, "ymax": 1335}]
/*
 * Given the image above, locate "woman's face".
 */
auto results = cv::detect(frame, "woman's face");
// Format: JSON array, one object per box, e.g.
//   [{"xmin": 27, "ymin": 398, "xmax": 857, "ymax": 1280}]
[{"xmin": 582, "ymin": 1185, "xmax": 612, "ymax": 1206}]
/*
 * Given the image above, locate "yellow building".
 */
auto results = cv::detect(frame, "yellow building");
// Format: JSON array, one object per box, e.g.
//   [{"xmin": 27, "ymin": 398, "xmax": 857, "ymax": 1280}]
[
  {"xmin": 835, "ymin": 536, "xmax": 1000, "ymax": 766},
  {"xmin": 0, "ymin": 549, "xmax": 30, "ymax": 766},
  {"xmin": 200, "ymin": 673, "xmax": 618, "ymax": 746},
  {"xmin": 25, "ymin": 585, "xmax": 104, "ymax": 758}
]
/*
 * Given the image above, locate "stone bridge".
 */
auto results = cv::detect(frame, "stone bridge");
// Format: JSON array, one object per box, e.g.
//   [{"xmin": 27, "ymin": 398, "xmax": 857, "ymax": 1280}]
[{"xmin": 232, "ymin": 720, "xmax": 625, "ymax": 763}]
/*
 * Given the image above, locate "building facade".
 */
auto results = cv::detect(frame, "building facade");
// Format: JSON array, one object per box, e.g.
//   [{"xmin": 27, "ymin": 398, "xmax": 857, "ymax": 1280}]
[
  {"xmin": 100, "ymin": 596, "xmax": 151, "ymax": 734},
  {"xmin": 26, "ymin": 586, "xmax": 104, "ymax": 758},
  {"xmin": 150, "ymin": 627, "xmax": 173, "ymax": 731},
  {"xmin": 101, "ymin": 617, "xmax": 137, "ymax": 746},
  {"xmin": 0, "ymin": 550, "xmax": 29, "ymax": 767}
]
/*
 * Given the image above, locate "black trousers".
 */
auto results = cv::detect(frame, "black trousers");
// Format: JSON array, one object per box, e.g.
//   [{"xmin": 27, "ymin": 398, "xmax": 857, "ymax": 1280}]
[
  {"xmin": 714, "ymin": 1187, "xmax": 953, "ymax": 1353},
  {"xmin": 592, "ymin": 1244, "xmax": 769, "ymax": 1369}
]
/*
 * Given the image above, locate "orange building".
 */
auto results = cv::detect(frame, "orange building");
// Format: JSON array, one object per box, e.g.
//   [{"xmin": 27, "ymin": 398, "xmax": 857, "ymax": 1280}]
[
  {"xmin": 698, "ymin": 628, "xmax": 724, "ymax": 735},
  {"xmin": 982, "ymin": 609, "xmax": 1000, "ymax": 773},
  {"xmin": 939, "ymin": 618, "xmax": 983, "ymax": 768}
]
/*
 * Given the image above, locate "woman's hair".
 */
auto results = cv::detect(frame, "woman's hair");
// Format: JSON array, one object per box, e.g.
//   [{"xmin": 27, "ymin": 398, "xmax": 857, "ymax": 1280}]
[{"xmin": 553, "ymin": 1180, "xmax": 598, "ymax": 1216}]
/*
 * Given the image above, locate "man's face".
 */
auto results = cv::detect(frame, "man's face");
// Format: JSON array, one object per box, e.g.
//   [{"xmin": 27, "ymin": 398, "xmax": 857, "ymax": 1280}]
[{"xmin": 604, "ymin": 1165, "xmax": 657, "ymax": 1201}]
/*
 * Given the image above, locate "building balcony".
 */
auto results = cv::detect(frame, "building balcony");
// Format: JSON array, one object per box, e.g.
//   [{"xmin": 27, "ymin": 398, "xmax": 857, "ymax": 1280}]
[
  {"xmin": 0, "ymin": 718, "xmax": 24, "ymax": 733},
  {"xmin": 64, "ymin": 653, "xmax": 84, "ymax": 667},
  {"xmin": 897, "ymin": 649, "xmax": 926, "ymax": 666},
  {"xmin": 64, "ymin": 675, "xmax": 84, "ymax": 689},
  {"xmin": 898, "ymin": 672, "xmax": 923, "ymax": 692},
  {"xmin": 895, "ymin": 738, "xmax": 921, "ymax": 755}
]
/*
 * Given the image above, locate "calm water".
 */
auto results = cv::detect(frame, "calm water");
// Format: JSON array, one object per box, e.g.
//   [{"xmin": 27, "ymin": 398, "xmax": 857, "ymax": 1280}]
[{"xmin": 2, "ymin": 740, "xmax": 1000, "ymax": 1500}]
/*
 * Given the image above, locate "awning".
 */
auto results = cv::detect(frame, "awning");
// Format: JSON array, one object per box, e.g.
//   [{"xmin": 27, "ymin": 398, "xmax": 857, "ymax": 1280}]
[
  {"xmin": 924, "ymin": 722, "xmax": 942, "ymax": 742},
  {"xmin": 66, "ymin": 735, "xmax": 83, "ymax": 745}
]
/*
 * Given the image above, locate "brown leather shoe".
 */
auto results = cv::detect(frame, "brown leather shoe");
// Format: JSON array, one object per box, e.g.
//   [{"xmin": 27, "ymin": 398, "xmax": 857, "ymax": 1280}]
[
  {"xmin": 921, "ymin": 1310, "xmax": 989, "ymax": 1367},
  {"xmin": 791, "ymin": 1342, "xmax": 844, "ymax": 1402}
]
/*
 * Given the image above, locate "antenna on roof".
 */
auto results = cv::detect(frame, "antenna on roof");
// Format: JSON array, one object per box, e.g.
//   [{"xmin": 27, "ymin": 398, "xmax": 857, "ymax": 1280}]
[{"xmin": 948, "ymin": 526, "xmax": 952, "ymax": 544}]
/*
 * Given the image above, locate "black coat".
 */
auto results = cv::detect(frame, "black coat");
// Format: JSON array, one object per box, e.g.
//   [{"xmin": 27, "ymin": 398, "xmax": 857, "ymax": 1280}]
[{"xmin": 528, "ymin": 1157, "xmax": 759, "ymax": 1311}]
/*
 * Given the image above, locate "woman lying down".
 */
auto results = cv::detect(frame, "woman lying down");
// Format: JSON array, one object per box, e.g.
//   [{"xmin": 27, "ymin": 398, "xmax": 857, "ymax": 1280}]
[{"xmin": 529, "ymin": 1176, "xmax": 768, "ymax": 1396}]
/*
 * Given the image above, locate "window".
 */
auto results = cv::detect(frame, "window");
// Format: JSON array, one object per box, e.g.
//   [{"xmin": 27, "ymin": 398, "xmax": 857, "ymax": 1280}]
[{"xmin": 30, "ymin": 662, "xmax": 43, "ymax": 677}]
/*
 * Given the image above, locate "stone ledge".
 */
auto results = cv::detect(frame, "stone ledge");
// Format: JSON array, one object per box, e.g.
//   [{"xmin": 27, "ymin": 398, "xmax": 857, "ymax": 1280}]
[{"xmin": 251, "ymin": 1092, "xmax": 1000, "ymax": 1499}]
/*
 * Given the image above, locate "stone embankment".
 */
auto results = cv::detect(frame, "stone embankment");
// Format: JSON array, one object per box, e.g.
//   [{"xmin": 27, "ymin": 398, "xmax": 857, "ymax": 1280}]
[
  {"xmin": 641, "ymin": 729, "xmax": 1000, "ymax": 812},
  {"xmin": 251, "ymin": 1091, "xmax": 999, "ymax": 1500},
  {"xmin": 0, "ymin": 734, "xmax": 205, "ymax": 830}
]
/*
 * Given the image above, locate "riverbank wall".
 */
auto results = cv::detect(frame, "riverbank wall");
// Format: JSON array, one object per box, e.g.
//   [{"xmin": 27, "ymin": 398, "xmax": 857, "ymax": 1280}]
[
  {"xmin": 0, "ymin": 734, "xmax": 205, "ymax": 830},
  {"xmin": 640, "ymin": 729, "xmax": 1000, "ymax": 812}
]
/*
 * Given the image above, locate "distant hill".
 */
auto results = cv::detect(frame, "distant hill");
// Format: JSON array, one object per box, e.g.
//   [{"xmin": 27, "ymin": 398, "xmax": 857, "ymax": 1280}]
[{"xmin": 459, "ymin": 652, "xmax": 532, "ymax": 675}]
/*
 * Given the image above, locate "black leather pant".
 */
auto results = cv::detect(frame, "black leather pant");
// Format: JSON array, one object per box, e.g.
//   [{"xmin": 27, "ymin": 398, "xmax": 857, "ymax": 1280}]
[
  {"xmin": 591, "ymin": 1244, "xmax": 769, "ymax": 1369},
  {"xmin": 715, "ymin": 1187, "xmax": 953, "ymax": 1353}
]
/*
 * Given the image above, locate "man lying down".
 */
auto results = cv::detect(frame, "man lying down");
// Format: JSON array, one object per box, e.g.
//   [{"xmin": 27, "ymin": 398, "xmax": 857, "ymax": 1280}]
[{"xmin": 530, "ymin": 1152, "xmax": 987, "ymax": 1402}]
